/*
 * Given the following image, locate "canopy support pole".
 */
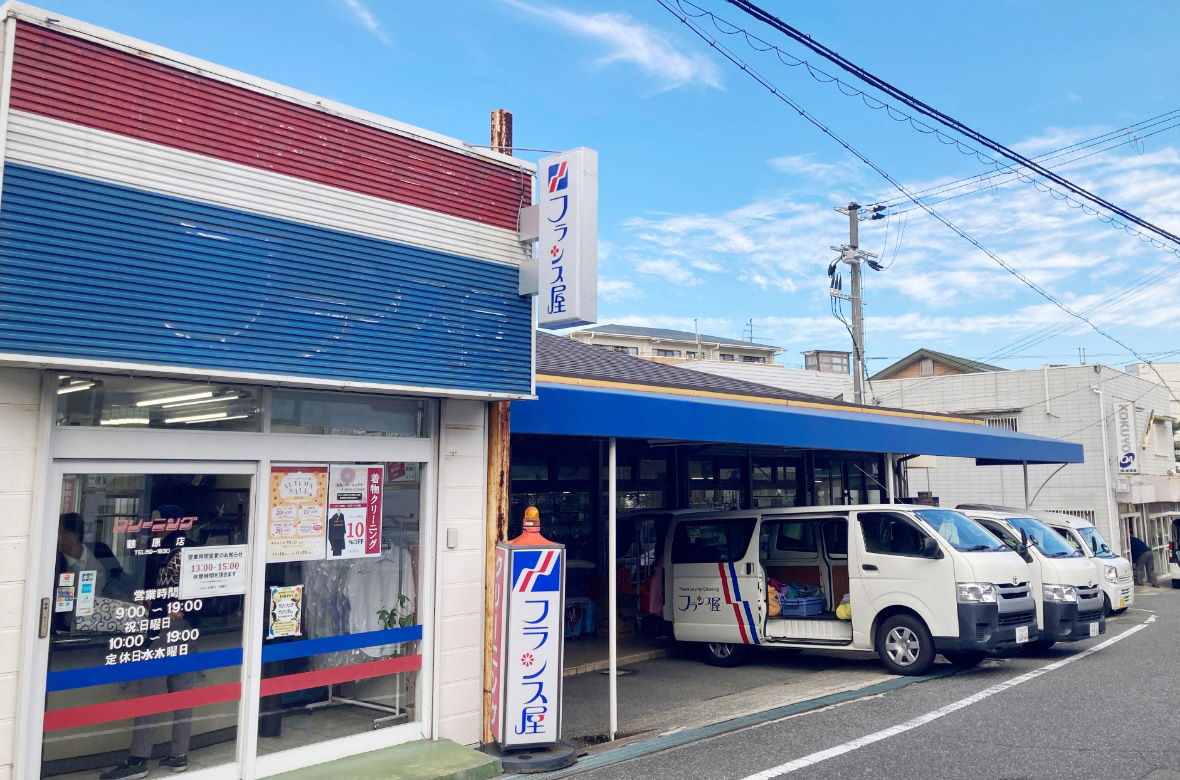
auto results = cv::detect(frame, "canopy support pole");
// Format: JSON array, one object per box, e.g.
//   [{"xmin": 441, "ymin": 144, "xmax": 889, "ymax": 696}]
[
  {"xmin": 1023, "ymin": 461, "xmax": 1030, "ymax": 509},
  {"xmin": 608, "ymin": 436, "xmax": 618, "ymax": 741}
]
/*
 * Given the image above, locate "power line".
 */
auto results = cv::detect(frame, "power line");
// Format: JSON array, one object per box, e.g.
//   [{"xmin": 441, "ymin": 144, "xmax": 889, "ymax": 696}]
[
  {"xmin": 654, "ymin": 0, "xmax": 1180, "ymax": 411},
  {"xmin": 669, "ymin": 0, "xmax": 1180, "ymax": 253},
  {"xmin": 722, "ymin": 0, "xmax": 1180, "ymax": 250}
]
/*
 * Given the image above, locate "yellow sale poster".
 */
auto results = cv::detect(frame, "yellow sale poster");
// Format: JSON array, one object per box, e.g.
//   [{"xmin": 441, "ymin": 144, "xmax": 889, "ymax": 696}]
[{"xmin": 267, "ymin": 466, "xmax": 328, "ymax": 563}]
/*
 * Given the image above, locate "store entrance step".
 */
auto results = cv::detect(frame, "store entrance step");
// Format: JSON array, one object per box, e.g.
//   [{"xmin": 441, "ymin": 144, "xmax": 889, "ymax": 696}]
[{"xmin": 264, "ymin": 739, "xmax": 501, "ymax": 780}]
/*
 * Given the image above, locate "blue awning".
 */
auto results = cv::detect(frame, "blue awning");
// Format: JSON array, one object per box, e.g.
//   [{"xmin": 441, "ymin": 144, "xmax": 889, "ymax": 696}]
[{"xmin": 511, "ymin": 383, "xmax": 1083, "ymax": 465}]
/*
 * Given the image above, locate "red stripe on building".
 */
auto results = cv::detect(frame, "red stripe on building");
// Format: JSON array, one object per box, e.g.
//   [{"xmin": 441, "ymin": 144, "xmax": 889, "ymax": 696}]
[
  {"xmin": 10, "ymin": 23, "xmax": 530, "ymax": 231},
  {"xmin": 44, "ymin": 681, "xmax": 241, "ymax": 732},
  {"xmin": 43, "ymin": 655, "xmax": 423, "ymax": 732},
  {"xmin": 259, "ymin": 654, "xmax": 422, "ymax": 697}
]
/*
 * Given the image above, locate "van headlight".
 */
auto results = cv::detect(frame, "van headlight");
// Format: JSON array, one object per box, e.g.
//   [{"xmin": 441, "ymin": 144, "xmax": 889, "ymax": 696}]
[
  {"xmin": 957, "ymin": 583, "xmax": 998, "ymax": 604},
  {"xmin": 1043, "ymin": 584, "xmax": 1077, "ymax": 603},
  {"xmin": 1104, "ymin": 565, "xmax": 1118, "ymax": 584}
]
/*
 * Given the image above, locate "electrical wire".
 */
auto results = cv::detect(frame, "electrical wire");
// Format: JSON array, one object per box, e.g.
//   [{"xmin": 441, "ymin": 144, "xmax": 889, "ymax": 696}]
[
  {"xmin": 721, "ymin": 0, "xmax": 1180, "ymax": 251},
  {"xmin": 654, "ymin": 0, "xmax": 1180, "ymax": 411}
]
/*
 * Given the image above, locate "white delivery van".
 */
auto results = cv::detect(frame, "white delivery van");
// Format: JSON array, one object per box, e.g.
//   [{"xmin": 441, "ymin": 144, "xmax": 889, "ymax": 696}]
[
  {"xmin": 958, "ymin": 504, "xmax": 1134, "ymax": 614},
  {"xmin": 662, "ymin": 505, "xmax": 1036, "ymax": 676},
  {"xmin": 960, "ymin": 510, "xmax": 1105, "ymax": 649}
]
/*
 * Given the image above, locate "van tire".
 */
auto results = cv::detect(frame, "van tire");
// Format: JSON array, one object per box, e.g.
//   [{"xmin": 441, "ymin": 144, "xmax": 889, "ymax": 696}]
[
  {"xmin": 1102, "ymin": 594, "xmax": 1112, "ymax": 617},
  {"xmin": 1172, "ymin": 579, "xmax": 1180, "ymax": 589},
  {"xmin": 702, "ymin": 642, "xmax": 750, "ymax": 667},
  {"xmin": 876, "ymin": 615, "xmax": 934, "ymax": 676},
  {"xmin": 942, "ymin": 651, "xmax": 987, "ymax": 668}
]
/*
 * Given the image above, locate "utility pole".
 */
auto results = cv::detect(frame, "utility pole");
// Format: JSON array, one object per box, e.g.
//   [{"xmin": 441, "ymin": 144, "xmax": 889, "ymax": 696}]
[{"xmin": 831, "ymin": 201, "xmax": 881, "ymax": 406}]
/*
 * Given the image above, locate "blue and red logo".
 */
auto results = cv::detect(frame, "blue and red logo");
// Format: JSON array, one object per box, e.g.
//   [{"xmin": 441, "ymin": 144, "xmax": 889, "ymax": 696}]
[
  {"xmin": 547, "ymin": 161, "xmax": 568, "ymax": 194},
  {"xmin": 512, "ymin": 549, "xmax": 561, "ymax": 593}
]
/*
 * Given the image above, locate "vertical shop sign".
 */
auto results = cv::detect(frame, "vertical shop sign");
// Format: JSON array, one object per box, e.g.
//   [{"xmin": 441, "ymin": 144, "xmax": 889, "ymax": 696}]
[
  {"xmin": 1116, "ymin": 402, "xmax": 1139, "ymax": 474},
  {"xmin": 495, "ymin": 545, "xmax": 565, "ymax": 747},
  {"xmin": 267, "ymin": 466, "xmax": 328, "ymax": 562},
  {"xmin": 60, "ymin": 476, "xmax": 78, "ymax": 514},
  {"xmin": 327, "ymin": 465, "xmax": 383, "ymax": 559},
  {"xmin": 536, "ymin": 148, "xmax": 598, "ymax": 328},
  {"xmin": 268, "ymin": 585, "xmax": 303, "ymax": 638}
]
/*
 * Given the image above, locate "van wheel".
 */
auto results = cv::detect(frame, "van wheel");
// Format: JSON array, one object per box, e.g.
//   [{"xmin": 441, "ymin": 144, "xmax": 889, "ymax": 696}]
[
  {"xmin": 1102, "ymin": 594, "xmax": 1112, "ymax": 617},
  {"xmin": 942, "ymin": 651, "xmax": 987, "ymax": 668},
  {"xmin": 1172, "ymin": 579, "xmax": 1180, "ymax": 590},
  {"xmin": 702, "ymin": 642, "xmax": 749, "ymax": 667},
  {"xmin": 876, "ymin": 615, "xmax": 934, "ymax": 676}
]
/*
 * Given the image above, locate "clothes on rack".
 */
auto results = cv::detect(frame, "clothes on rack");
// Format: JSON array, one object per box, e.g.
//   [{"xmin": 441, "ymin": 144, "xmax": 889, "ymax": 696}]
[{"xmin": 345, "ymin": 546, "xmax": 416, "ymax": 658}]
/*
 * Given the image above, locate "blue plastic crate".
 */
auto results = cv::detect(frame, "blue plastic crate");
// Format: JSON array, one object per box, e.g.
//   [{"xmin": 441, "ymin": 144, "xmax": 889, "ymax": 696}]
[{"xmin": 778, "ymin": 595, "xmax": 824, "ymax": 617}]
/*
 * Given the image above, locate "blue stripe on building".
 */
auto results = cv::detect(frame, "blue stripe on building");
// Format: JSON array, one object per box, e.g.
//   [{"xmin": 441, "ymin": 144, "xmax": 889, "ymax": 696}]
[{"xmin": 0, "ymin": 164, "xmax": 532, "ymax": 394}]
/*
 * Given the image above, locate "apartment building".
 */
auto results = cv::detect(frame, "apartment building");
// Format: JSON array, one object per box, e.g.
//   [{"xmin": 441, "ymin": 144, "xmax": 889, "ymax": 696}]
[{"xmin": 568, "ymin": 324, "xmax": 780, "ymax": 364}]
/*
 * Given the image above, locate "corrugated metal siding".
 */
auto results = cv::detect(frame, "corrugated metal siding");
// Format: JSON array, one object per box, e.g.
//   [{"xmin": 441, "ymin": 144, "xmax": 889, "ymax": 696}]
[
  {"xmin": 10, "ymin": 22, "xmax": 530, "ymax": 231},
  {"xmin": 0, "ymin": 163, "xmax": 533, "ymax": 394},
  {"xmin": 8, "ymin": 111, "xmax": 526, "ymax": 267}
]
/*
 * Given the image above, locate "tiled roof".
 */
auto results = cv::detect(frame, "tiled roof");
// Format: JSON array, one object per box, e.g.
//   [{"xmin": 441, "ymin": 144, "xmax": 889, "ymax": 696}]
[
  {"xmin": 870, "ymin": 348, "xmax": 1004, "ymax": 381},
  {"xmin": 570, "ymin": 324, "xmax": 780, "ymax": 350},
  {"xmin": 536, "ymin": 332, "xmax": 827, "ymax": 402}
]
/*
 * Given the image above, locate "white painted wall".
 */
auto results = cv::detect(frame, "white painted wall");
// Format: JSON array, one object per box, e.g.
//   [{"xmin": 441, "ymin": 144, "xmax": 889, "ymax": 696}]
[
  {"xmin": 0, "ymin": 369, "xmax": 41, "ymax": 780},
  {"xmin": 680, "ymin": 361, "xmax": 851, "ymax": 399},
  {"xmin": 433, "ymin": 400, "xmax": 488, "ymax": 745},
  {"xmin": 861, "ymin": 365, "xmax": 1174, "ymax": 556}
]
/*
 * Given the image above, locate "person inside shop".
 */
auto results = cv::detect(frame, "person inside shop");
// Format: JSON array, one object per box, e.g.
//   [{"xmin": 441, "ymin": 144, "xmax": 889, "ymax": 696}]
[
  {"xmin": 1130, "ymin": 535, "xmax": 1157, "ymax": 587},
  {"xmin": 101, "ymin": 505, "xmax": 199, "ymax": 780},
  {"xmin": 54, "ymin": 513, "xmax": 126, "ymax": 631}
]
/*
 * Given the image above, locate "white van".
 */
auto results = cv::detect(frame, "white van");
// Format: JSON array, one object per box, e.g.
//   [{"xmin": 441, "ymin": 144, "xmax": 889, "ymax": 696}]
[
  {"xmin": 959, "ymin": 510, "xmax": 1105, "ymax": 649},
  {"xmin": 661, "ymin": 505, "xmax": 1036, "ymax": 676},
  {"xmin": 958, "ymin": 504, "xmax": 1134, "ymax": 613}
]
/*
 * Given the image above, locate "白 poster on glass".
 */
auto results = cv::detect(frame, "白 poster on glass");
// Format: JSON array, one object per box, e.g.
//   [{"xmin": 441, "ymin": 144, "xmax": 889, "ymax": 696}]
[
  {"xmin": 326, "ymin": 464, "xmax": 383, "ymax": 559},
  {"xmin": 267, "ymin": 466, "xmax": 328, "ymax": 562}
]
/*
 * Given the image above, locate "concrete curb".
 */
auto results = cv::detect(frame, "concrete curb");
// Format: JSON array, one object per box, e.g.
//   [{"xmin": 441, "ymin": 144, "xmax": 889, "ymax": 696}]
[{"xmin": 265, "ymin": 739, "xmax": 501, "ymax": 780}]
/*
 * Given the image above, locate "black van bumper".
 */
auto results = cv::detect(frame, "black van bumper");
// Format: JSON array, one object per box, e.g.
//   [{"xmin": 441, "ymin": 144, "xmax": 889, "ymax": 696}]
[
  {"xmin": 1043, "ymin": 601, "xmax": 1106, "ymax": 643},
  {"xmin": 935, "ymin": 598, "xmax": 1038, "ymax": 653}
]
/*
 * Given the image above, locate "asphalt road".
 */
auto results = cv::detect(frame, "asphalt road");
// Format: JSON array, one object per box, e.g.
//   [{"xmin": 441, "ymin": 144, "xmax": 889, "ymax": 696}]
[{"xmin": 569, "ymin": 588, "xmax": 1179, "ymax": 780}]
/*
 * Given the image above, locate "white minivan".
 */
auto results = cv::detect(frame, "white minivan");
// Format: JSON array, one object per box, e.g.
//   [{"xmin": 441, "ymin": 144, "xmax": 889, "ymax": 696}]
[
  {"xmin": 959, "ymin": 510, "xmax": 1105, "ymax": 649},
  {"xmin": 661, "ymin": 504, "xmax": 1037, "ymax": 676},
  {"xmin": 958, "ymin": 504, "xmax": 1134, "ymax": 613}
]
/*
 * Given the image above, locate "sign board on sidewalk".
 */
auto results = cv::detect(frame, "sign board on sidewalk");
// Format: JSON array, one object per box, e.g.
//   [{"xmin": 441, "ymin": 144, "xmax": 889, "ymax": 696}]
[{"xmin": 493, "ymin": 544, "xmax": 565, "ymax": 748}]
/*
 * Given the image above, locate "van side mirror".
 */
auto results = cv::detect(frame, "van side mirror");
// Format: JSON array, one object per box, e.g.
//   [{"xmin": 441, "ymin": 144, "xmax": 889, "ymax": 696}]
[
  {"xmin": 1100, "ymin": 543, "xmax": 1110, "ymax": 553},
  {"xmin": 1018, "ymin": 528, "xmax": 1030, "ymax": 555},
  {"xmin": 920, "ymin": 536, "xmax": 941, "ymax": 558}
]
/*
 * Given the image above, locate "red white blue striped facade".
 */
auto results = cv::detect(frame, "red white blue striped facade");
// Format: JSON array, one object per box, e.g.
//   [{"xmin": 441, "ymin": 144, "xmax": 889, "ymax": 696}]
[{"xmin": 0, "ymin": 10, "xmax": 536, "ymax": 397}]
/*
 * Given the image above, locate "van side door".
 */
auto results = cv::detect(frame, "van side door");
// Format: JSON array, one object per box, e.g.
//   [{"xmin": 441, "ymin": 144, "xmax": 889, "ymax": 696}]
[{"xmin": 669, "ymin": 517, "xmax": 761, "ymax": 644}]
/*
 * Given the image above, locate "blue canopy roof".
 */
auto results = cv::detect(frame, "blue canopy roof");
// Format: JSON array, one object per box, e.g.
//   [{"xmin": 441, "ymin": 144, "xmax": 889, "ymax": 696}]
[{"xmin": 512, "ymin": 383, "xmax": 1083, "ymax": 465}]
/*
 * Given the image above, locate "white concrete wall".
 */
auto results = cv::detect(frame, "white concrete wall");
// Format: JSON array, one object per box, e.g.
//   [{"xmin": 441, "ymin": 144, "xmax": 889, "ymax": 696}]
[
  {"xmin": 862, "ymin": 366, "xmax": 1173, "ymax": 556},
  {"xmin": 680, "ymin": 361, "xmax": 851, "ymax": 399},
  {"xmin": 433, "ymin": 400, "xmax": 488, "ymax": 745},
  {"xmin": 0, "ymin": 369, "xmax": 41, "ymax": 780}
]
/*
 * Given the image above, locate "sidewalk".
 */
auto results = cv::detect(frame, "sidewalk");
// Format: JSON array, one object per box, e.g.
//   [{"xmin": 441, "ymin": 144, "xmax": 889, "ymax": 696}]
[{"xmin": 266, "ymin": 740, "xmax": 500, "ymax": 780}]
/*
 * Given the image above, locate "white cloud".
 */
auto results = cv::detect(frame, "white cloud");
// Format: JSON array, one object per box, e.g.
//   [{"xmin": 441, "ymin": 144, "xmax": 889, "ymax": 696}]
[
  {"xmin": 339, "ymin": 0, "xmax": 389, "ymax": 44},
  {"xmin": 769, "ymin": 153, "xmax": 861, "ymax": 182},
  {"xmin": 598, "ymin": 278, "xmax": 642, "ymax": 302},
  {"xmin": 635, "ymin": 257, "xmax": 702, "ymax": 287},
  {"xmin": 501, "ymin": 1, "xmax": 721, "ymax": 91}
]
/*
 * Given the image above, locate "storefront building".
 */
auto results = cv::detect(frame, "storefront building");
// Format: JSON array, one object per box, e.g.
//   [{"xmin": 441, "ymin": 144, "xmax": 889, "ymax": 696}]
[
  {"xmin": 0, "ymin": 5, "xmax": 534, "ymax": 779},
  {"xmin": 502, "ymin": 335, "xmax": 1083, "ymax": 737}
]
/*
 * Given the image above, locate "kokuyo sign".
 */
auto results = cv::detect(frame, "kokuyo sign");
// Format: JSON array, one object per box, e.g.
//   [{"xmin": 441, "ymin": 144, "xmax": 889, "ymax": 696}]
[{"xmin": 1116, "ymin": 402, "xmax": 1138, "ymax": 474}]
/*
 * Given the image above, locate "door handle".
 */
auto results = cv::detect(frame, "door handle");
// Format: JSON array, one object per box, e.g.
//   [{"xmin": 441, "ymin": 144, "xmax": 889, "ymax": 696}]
[
  {"xmin": 745, "ymin": 562, "xmax": 753, "ymax": 576},
  {"xmin": 861, "ymin": 564, "xmax": 878, "ymax": 572},
  {"xmin": 39, "ymin": 598, "xmax": 51, "ymax": 638}
]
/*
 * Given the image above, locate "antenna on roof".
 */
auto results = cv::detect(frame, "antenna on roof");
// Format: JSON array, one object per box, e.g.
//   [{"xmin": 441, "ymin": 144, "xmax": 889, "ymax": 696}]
[{"xmin": 744, "ymin": 319, "xmax": 755, "ymax": 343}]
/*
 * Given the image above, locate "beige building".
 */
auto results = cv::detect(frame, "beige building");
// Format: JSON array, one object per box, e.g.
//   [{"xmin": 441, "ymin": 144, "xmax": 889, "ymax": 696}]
[
  {"xmin": 568, "ymin": 324, "xmax": 781, "ymax": 364},
  {"xmin": 870, "ymin": 348, "xmax": 1003, "ymax": 381}
]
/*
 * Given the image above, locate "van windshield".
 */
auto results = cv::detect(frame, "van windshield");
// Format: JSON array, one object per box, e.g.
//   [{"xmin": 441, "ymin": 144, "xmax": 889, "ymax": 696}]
[
  {"xmin": 1007, "ymin": 516, "xmax": 1083, "ymax": 558},
  {"xmin": 914, "ymin": 509, "xmax": 1006, "ymax": 552},
  {"xmin": 1078, "ymin": 526, "xmax": 1116, "ymax": 559}
]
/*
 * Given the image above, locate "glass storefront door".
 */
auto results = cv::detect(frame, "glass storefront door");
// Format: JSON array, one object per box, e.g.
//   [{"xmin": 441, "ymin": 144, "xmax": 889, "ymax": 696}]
[{"xmin": 40, "ymin": 464, "xmax": 254, "ymax": 780}]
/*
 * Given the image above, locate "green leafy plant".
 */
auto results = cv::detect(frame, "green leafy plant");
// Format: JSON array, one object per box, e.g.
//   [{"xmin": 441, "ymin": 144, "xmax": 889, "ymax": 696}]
[{"xmin": 377, "ymin": 594, "xmax": 416, "ymax": 630}]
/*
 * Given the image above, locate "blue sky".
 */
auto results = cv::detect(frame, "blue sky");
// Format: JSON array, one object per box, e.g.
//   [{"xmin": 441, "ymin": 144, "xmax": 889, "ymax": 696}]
[{"xmin": 42, "ymin": 0, "xmax": 1180, "ymax": 370}]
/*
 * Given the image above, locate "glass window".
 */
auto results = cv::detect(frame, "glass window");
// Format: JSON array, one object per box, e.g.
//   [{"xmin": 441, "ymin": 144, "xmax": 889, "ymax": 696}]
[
  {"xmin": 600, "ymin": 465, "xmax": 633, "ymax": 482},
  {"xmin": 56, "ymin": 374, "xmax": 262, "ymax": 431},
  {"xmin": 688, "ymin": 460, "xmax": 713, "ymax": 481},
  {"xmin": 740, "ymin": 356, "xmax": 766, "ymax": 363},
  {"xmin": 671, "ymin": 520, "xmax": 756, "ymax": 564},
  {"xmin": 511, "ymin": 459, "xmax": 549, "ymax": 482},
  {"xmin": 616, "ymin": 491, "xmax": 665, "ymax": 511},
  {"xmin": 44, "ymin": 472, "xmax": 251, "ymax": 778},
  {"xmin": 260, "ymin": 463, "xmax": 424, "ymax": 752},
  {"xmin": 1078, "ymin": 526, "xmax": 1116, "ymax": 558},
  {"xmin": 639, "ymin": 459, "xmax": 667, "ymax": 481},
  {"xmin": 914, "ymin": 510, "xmax": 1005, "ymax": 552},
  {"xmin": 823, "ymin": 522, "xmax": 848, "ymax": 559},
  {"xmin": 689, "ymin": 489, "xmax": 743, "ymax": 510},
  {"xmin": 557, "ymin": 464, "xmax": 591, "ymax": 481},
  {"xmin": 1002, "ymin": 515, "xmax": 1083, "ymax": 557},
  {"xmin": 814, "ymin": 461, "xmax": 844, "ymax": 506},
  {"xmin": 752, "ymin": 464, "xmax": 773, "ymax": 483},
  {"xmin": 776, "ymin": 522, "xmax": 817, "ymax": 553},
  {"xmin": 753, "ymin": 488, "xmax": 798, "ymax": 508},
  {"xmin": 720, "ymin": 354, "xmax": 735, "ymax": 362},
  {"xmin": 718, "ymin": 465, "xmax": 742, "ymax": 482},
  {"xmin": 1052, "ymin": 526, "xmax": 1085, "ymax": 554},
  {"xmin": 859, "ymin": 512, "xmax": 932, "ymax": 557},
  {"xmin": 654, "ymin": 349, "xmax": 681, "ymax": 358},
  {"xmin": 271, "ymin": 390, "xmax": 428, "ymax": 437}
]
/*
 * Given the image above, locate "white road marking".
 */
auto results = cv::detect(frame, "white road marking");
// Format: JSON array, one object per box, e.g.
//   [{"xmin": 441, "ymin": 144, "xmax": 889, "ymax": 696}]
[
  {"xmin": 739, "ymin": 622, "xmax": 1152, "ymax": 780},
  {"xmin": 1146, "ymin": 614, "xmax": 1158, "ymax": 623}
]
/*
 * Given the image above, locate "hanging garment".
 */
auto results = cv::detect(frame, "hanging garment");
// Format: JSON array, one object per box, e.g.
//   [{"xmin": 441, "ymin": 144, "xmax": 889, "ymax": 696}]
[{"xmin": 343, "ymin": 548, "xmax": 416, "ymax": 658}]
